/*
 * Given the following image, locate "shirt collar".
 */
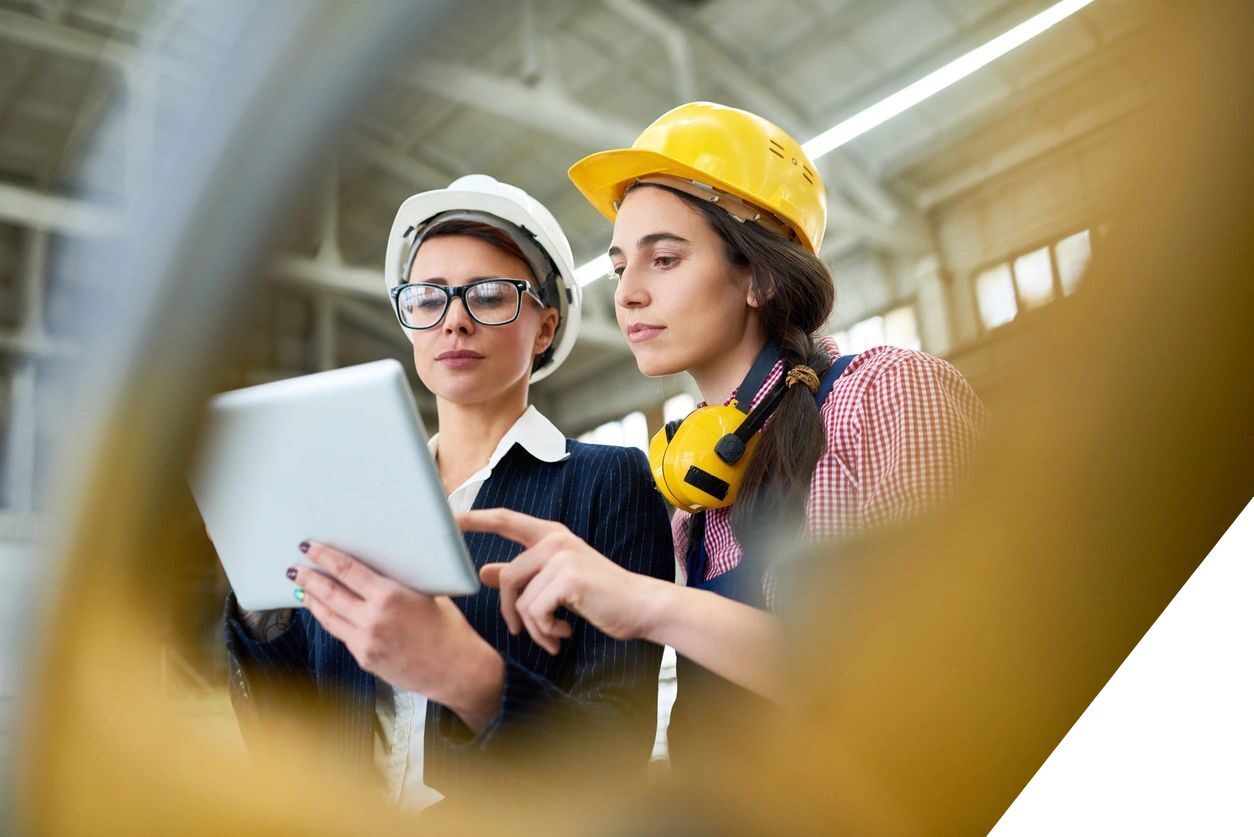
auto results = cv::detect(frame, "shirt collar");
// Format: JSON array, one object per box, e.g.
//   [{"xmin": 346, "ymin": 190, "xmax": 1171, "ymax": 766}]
[
  {"xmin": 428, "ymin": 404, "xmax": 570, "ymax": 470},
  {"xmin": 700, "ymin": 336, "xmax": 842, "ymax": 409}
]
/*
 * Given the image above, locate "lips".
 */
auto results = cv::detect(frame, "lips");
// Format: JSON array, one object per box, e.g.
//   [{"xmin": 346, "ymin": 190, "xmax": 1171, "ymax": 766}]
[
  {"xmin": 436, "ymin": 349, "xmax": 484, "ymax": 368},
  {"xmin": 626, "ymin": 323, "xmax": 666, "ymax": 344}
]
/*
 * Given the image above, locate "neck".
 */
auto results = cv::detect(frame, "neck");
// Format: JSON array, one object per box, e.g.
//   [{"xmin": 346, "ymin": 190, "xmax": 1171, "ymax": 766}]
[
  {"xmin": 434, "ymin": 382, "xmax": 530, "ymax": 493},
  {"xmin": 690, "ymin": 331, "xmax": 770, "ymax": 406}
]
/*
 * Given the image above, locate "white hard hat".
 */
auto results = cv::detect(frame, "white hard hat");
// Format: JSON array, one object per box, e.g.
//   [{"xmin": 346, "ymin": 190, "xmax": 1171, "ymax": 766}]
[{"xmin": 383, "ymin": 174, "xmax": 583, "ymax": 383}]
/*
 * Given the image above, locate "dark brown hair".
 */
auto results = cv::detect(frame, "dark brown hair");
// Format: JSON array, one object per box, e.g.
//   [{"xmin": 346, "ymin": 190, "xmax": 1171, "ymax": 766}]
[
  {"xmin": 415, "ymin": 219, "xmax": 555, "ymax": 373},
  {"xmin": 630, "ymin": 183, "xmax": 836, "ymax": 548}
]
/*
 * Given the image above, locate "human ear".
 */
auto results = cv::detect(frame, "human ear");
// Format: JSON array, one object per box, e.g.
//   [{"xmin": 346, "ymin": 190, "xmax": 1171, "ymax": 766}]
[
  {"xmin": 742, "ymin": 265, "xmax": 767, "ymax": 309},
  {"xmin": 533, "ymin": 307, "xmax": 559, "ymax": 355}
]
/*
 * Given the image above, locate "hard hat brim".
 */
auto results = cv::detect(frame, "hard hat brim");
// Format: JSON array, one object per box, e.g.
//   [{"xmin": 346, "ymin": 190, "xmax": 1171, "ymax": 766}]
[
  {"xmin": 568, "ymin": 148, "xmax": 821, "ymax": 255},
  {"xmin": 569, "ymin": 148, "xmax": 708, "ymax": 224}
]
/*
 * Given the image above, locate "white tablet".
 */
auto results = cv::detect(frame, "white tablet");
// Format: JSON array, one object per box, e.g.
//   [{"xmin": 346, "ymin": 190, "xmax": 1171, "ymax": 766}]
[{"xmin": 189, "ymin": 359, "xmax": 478, "ymax": 611}]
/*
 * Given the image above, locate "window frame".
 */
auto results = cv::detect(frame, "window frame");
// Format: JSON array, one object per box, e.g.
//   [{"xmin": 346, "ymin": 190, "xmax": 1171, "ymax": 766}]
[{"xmin": 969, "ymin": 225, "xmax": 1094, "ymax": 336}]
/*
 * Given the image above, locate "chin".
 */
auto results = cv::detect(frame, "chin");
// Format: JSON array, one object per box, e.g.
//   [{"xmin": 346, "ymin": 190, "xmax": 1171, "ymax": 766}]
[
  {"xmin": 430, "ymin": 364, "xmax": 530, "ymax": 406},
  {"xmin": 420, "ymin": 366, "xmax": 482, "ymax": 402},
  {"xmin": 630, "ymin": 345, "xmax": 688, "ymax": 378}
]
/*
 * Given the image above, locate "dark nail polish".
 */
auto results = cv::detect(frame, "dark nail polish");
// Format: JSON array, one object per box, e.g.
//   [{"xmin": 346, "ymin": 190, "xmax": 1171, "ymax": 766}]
[
  {"xmin": 285, "ymin": 566, "xmax": 297, "ymax": 581},
  {"xmin": 299, "ymin": 540, "xmax": 310, "ymax": 553}
]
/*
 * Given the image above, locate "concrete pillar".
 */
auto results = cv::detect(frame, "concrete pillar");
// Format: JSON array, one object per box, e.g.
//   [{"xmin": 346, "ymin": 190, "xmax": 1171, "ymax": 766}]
[
  {"xmin": 913, "ymin": 253, "xmax": 955, "ymax": 356},
  {"xmin": 2, "ymin": 228, "xmax": 49, "ymax": 512}
]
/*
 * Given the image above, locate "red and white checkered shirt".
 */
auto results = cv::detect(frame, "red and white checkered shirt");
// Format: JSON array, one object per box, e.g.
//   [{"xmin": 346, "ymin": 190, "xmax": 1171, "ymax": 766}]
[{"xmin": 672, "ymin": 336, "xmax": 987, "ymax": 604}]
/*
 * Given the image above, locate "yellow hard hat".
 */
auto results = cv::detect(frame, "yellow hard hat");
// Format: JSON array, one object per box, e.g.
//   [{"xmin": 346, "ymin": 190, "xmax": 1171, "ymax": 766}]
[{"xmin": 568, "ymin": 101, "xmax": 827, "ymax": 254}]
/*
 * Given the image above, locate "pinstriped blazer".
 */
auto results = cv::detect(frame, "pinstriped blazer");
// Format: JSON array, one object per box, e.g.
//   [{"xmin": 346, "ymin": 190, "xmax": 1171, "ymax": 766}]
[{"xmin": 225, "ymin": 439, "xmax": 673, "ymax": 799}]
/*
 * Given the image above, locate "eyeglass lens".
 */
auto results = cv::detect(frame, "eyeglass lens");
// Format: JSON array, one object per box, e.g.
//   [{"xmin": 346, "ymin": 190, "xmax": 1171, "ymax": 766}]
[{"xmin": 396, "ymin": 280, "xmax": 522, "ymax": 329}]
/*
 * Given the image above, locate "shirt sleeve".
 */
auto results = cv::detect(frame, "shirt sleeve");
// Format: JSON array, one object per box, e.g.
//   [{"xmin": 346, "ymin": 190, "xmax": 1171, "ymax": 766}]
[
  {"xmin": 672, "ymin": 509, "xmax": 692, "ymax": 583},
  {"xmin": 770, "ymin": 351, "xmax": 986, "ymax": 609},
  {"xmin": 468, "ymin": 446, "xmax": 674, "ymax": 773},
  {"xmin": 222, "ymin": 592, "xmax": 316, "ymax": 750},
  {"xmin": 854, "ymin": 352, "xmax": 988, "ymax": 528}
]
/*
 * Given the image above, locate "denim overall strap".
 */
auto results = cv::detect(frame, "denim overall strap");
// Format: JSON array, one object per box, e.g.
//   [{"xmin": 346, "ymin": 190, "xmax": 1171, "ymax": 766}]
[{"xmin": 736, "ymin": 342, "xmax": 783, "ymax": 413}]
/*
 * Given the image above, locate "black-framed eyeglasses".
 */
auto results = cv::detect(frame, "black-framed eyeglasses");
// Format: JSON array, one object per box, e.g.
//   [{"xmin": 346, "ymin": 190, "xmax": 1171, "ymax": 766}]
[{"xmin": 389, "ymin": 278, "xmax": 547, "ymax": 331}]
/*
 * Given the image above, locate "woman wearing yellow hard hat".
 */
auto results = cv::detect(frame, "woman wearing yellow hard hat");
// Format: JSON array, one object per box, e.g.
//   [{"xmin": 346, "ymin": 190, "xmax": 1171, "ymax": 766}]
[{"xmin": 459, "ymin": 103, "xmax": 987, "ymax": 766}]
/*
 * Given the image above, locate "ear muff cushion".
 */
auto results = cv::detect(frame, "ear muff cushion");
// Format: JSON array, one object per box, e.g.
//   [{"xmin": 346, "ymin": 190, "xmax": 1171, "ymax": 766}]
[
  {"xmin": 664, "ymin": 418, "xmax": 683, "ymax": 442},
  {"xmin": 648, "ymin": 422, "xmax": 683, "ymax": 508}
]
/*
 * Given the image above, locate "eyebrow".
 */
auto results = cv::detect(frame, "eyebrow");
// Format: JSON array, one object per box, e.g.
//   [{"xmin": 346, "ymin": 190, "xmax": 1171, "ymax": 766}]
[
  {"xmin": 607, "ymin": 232, "xmax": 690, "ymax": 259},
  {"xmin": 408, "ymin": 275, "xmax": 502, "ymax": 286}
]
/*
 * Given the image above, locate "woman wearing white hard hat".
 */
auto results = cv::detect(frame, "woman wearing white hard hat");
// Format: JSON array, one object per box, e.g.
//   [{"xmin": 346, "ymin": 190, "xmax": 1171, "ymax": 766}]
[
  {"xmin": 225, "ymin": 175, "xmax": 673, "ymax": 807},
  {"xmin": 458, "ymin": 104, "xmax": 987, "ymax": 769}
]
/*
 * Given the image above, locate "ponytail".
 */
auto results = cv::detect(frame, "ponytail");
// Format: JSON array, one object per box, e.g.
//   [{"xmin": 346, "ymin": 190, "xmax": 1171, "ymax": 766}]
[{"xmin": 732, "ymin": 331, "xmax": 830, "ymax": 550}]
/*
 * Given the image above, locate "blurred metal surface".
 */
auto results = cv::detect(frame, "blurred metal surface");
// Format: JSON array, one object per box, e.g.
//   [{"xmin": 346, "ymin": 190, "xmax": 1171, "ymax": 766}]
[{"xmin": 0, "ymin": 1, "xmax": 456, "ymax": 831}]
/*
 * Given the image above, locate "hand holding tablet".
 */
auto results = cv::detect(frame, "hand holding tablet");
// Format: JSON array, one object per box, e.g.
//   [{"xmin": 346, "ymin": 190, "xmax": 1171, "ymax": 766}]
[{"xmin": 189, "ymin": 360, "xmax": 478, "ymax": 611}]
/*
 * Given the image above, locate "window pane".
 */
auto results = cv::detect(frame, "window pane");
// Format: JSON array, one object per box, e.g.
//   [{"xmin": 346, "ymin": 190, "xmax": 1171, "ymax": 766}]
[
  {"xmin": 580, "ymin": 413, "xmax": 649, "ymax": 451},
  {"xmin": 1055, "ymin": 229, "xmax": 1091, "ymax": 295},
  {"xmin": 0, "ymin": 356, "xmax": 10, "ymax": 509},
  {"xmin": 846, "ymin": 315, "xmax": 885, "ymax": 354},
  {"xmin": 580, "ymin": 420, "xmax": 625, "ymax": 446},
  {"xmin": 1014, "ymin": 247, "xmax": 1054, "ymax": 309},
  {"xmin": 620, "ymin": 411, "xmax": 649, "ymax": 453},
  {"xmin": 975, "ymin": 263, "xmax": 1017, "ymax": 330},
  {"xmin": 594, "ymin": 421, "xmax": 625, "ymax": 446},
  {"xmin": 663, "ymin": 393, "xmax": 696, "ymax": 423},
  {"xmin": 883, "ymin": 305, "xmax": 921, "ymax": 350}
]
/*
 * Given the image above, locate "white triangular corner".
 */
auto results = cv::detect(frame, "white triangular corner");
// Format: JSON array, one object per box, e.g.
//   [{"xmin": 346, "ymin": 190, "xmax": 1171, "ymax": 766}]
[{"xmin": 992, "ymin": 498, "xmax": 1254, "ymax": 835}]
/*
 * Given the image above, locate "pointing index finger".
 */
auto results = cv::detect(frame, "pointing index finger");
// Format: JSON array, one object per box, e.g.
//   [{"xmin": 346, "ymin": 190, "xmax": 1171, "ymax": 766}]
[{"xmin": 456, "ymin": 508, "xmax": 559, "ymax": 549}]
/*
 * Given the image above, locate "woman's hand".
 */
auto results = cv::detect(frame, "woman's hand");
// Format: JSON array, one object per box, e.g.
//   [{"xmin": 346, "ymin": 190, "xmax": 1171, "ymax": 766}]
[
  {"xmin": 291, "ymin": 541, "xmax": 504, "ymax": 732},
  {"xmin": 457, "ymin": 509, "xmax": 661, "ymax": 654}
]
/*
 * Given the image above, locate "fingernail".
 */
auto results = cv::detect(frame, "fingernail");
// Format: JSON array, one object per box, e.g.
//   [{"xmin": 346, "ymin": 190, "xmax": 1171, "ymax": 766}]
[
  {"xmin": 298, "ymin": 540, "xmax": 310, "ymax": 553},
  {"xmin": 285, "ymin": 566, "xmax": 297, "ymax": 581},
  {"xmin": 293, "ymin": 587, "xmax": 305, "ymax": 602}
]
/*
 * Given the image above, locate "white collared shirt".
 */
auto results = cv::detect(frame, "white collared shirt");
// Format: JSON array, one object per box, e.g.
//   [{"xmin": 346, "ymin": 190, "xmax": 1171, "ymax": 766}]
[{"xmin": 374, "ymin": 405, "xmax": 570, "ymax": 809}]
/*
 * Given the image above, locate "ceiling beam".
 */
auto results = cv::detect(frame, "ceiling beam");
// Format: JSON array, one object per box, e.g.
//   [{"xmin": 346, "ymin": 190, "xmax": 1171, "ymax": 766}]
[
  {"xmin": 0, "ymin": 7, "xmax": 138, "ymax": 68},
  {"xmin": 913, "ymin": 91, "xmax": 1144, "ymax": 210},
  {"xmin": 348, "ymin": 132, "xmax": 453, "ymax": 193},
  {"xmin": 809, "ymin": 0, "xmax": 1060, "ymax": 175},
  {"xmin": 602, "ymin": 0, "xmax": 697, "ymax": 101},
  {"xmin": 0, "ymin": 7, "xmax": 197, "ymax": 87},
  {"xmin": 41, "ymin": 70, "xmax": 119, "ymax": 188},
  {"xmin": 0, "ymin": 181, "xmax": 119, "ymax": 236},
  {"xmin": 878, "ymin": 27, "xmax": 1143, "ymax": 184},
  {"xmin": 758, "ymin": 0, "xmax": 889, "ymax": 70},
  {"xmin": 270, "ymin": 254, "xmax": 383, "ymax": 301},
  {"xmin": 336, "ymin": 296, "xmax": 404, "ymax": 344},
  {"xmin": 394, "ymin": 60, "xmax": 639, "ymax": 150}
]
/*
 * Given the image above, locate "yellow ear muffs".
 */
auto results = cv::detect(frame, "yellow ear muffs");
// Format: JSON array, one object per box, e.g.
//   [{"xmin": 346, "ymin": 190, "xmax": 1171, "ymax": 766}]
[
  {"xmin": 649, "ymin": 344, "xmax": 822, "ymax": 513},
  {"xmin": 648, "ymin": 401, "xmax": 764, "ymax": 512}
]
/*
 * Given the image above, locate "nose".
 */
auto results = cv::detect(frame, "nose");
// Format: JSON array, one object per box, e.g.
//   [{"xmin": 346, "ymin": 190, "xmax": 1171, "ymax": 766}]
[
  {"xmin": 442, "ymin": 295, "xmax": 476, "ymax": 335},
  {"xmin": 614, "ymin": 262, "xmax": 650, "ymax": 310}
]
